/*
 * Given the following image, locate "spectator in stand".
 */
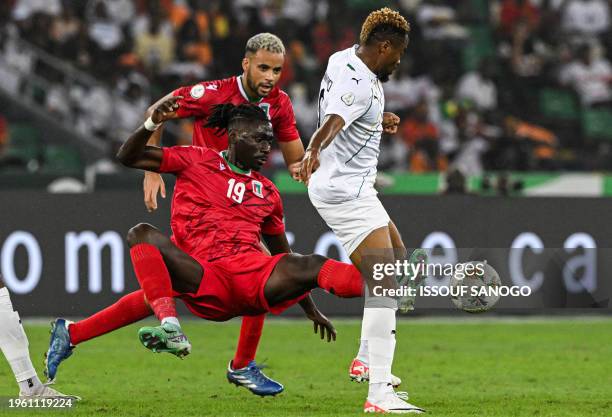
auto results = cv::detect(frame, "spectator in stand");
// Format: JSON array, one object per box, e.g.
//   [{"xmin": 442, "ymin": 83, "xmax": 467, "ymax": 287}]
[
  {"xmin": 86, "ymin": 0, "xmax": 135, "ymax": 28},
  {"xmin": 499, "ymin": 0, "xmax": 540, "ymax": 37},
  {"xmin": 134, "ymin": 10, "xmax": 175, "ymax": 72},
  {"xmin": 11, "ymin": 0, "xmax": 61, "ymax": 21},
  {"xmin": 455, "ymin": 58, "xmax": 498, "ymax": 114},
  {"xmin": 87, "ymin": 1, "xmax": 125, "ymax": 76},
  {"xmin": 113, "ymin": 75, "xmax": 150, "ymax": 142},
  {"xmin": 49, "ymin": 3, "xmax": 81, "ymax": 59},
  {"xmin": 559, "ymin": 43, "xmax": 612, "ymax": 106},
  {"xmin": 504, "ymin": 116, "xmax": 558, "ymax": 170},
  {"xmin": 561, "ymin": 0, "xmax": 610, "ymax": 37},
  {"xmin": 401, "ymin": 101, "xmax": 447, "ymax": 172}
]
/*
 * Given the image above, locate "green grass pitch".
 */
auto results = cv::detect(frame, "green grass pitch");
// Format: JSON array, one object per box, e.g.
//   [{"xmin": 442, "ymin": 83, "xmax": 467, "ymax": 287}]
[{"xmin": 0, "ymin": 318, "xmax": 610, "ymax": 417}]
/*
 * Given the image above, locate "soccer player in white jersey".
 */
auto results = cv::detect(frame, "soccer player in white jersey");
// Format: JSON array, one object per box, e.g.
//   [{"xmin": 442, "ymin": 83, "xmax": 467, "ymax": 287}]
[
  {"xmin": 0, "ymin": 278, "xmax": 77, "ymax": 399},
  {"xmin": 300, "ymin": 8, "xmax": 425, "ymax": 414}
]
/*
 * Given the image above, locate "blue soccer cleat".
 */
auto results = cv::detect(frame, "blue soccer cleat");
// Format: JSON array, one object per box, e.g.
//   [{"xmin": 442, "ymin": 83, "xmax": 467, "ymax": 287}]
[
  {"xmin": 226, "ymin": 360, "xmax": 284, "ymax": 396},
  {"xmin": 44, "ymin": 318, "xmax": 74, "ymax": 382}
]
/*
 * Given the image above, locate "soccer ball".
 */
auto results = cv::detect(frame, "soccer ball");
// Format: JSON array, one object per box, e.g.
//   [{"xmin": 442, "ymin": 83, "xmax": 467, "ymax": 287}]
[{"xmin": 450, "ymin": 261, "xmax": 501, "ymax": 313}]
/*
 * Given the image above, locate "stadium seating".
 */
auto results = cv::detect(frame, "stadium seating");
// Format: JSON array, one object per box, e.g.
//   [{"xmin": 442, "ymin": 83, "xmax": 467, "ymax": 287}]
[
  {"xmin": 539, "ymin": 88, "xmax": 579, "ymax": 121},
  {"xmin": 5, "ymin": 124, "xmax": 41, "ymax": 164},
  {"xmin": 582, "ymin": 109, "xmax": 612, "ymax": 141},
  {"xmin": 41, "ymin": 145, "xmax": 83, "ymax": 175}
]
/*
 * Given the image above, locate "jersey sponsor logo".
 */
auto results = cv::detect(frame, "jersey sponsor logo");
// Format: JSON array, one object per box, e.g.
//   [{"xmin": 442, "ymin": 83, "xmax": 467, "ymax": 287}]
[
  {"xmin": 206, "ymin": 84, "xmax": 218, "ymax": 91},
  {"xmin": 341, "ymin": 92, "xmax": 355, "ymax": 106},
  {"xmin": 252, "ymin": 180, "xmax": 263, "ymax": 198},
  {"xmin": 190, "ymin": 84, "xmax": 205, "ymax": 99}
]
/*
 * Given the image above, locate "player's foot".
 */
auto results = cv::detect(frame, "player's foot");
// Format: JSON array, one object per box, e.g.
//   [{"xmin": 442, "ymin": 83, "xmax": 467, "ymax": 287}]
[
  {"xmin": 226, "ymin": 360, "xmax": 284, "ymax": 397},
  {"xmin": 20, "ymin": 382, "xmax": 81, "ymax": 400},
  {"xmin": 44, "ymin": 318, "xmax": 74, "ymax": 382},
  {"xmin": 364, "ymin": 391, "xmax": 425, "ymax": 414},
  {"xmin": 138, "ymin": 322, "xmax": 191, "ymax": 358},
  {"xmin": 349, "ymin": 359, "xmax": 402, "ymax": 388},
  {"xmin": 398, "ymin": 249, "xmax": 429, "ymax": 313}
]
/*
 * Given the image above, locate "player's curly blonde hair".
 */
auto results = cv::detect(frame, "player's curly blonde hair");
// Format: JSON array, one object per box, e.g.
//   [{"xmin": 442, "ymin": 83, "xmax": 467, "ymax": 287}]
[{"xmin": 359, "ymin": 7, "xmax": 410, "ymax": 45}]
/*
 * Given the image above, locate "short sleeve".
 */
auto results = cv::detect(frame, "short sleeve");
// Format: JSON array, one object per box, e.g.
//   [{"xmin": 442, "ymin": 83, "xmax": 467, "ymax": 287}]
[
  {"xmin": 173, "ymin": 81, "xmax": 217, "ymax": 118},
  {"xmin": 324, "ymin": 78, "xmax": 372, "ymax": 130},
  {"xmin": 159, "ymin": 146, "xmax": 205, "ymax": 173},
  {"xmin": 261, "ymin": 191, "xmax": 285, "ymax": 235},
  {"xmin": 272, "ymin": 94, "xmax": 300, "ymax": 142}
]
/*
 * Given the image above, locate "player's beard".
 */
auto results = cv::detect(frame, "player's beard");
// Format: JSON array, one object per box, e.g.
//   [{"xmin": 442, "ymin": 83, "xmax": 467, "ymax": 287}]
[{"xmin": 245, "ymin": 71, "xmax": 270, "ymax": 99}]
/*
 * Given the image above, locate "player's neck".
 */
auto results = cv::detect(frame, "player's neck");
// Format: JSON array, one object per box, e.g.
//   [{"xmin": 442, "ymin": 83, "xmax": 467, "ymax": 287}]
[
  {"xmin": 239, "ymin": 75, "xmax": 263, "ymax": 103},
  {"xmin": 355, "ymin": 45, "xmax": 378, "ymax": 75},
  {"xmin": 221, "ymin": 150, "xmax": 251, "ymax": 175}
]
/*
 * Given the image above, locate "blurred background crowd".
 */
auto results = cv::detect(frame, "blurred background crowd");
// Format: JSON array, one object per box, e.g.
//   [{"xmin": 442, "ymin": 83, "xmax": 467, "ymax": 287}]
[{"xmin": 1, "ymin": 0, "xmax": 612, "ymax": 187}]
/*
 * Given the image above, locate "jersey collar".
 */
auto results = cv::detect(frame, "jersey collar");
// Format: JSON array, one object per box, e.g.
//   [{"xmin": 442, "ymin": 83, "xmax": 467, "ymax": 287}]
[
  {"xmin": 237, "ymin": 75, "xmax": 264, "ymax": 103},
  {"xmin": 349, "ymin": 45, "xmax": 376, "ymax": 80},
  {"xmin": 220, "ymin": 151, "xmax": 252, "ymax": 176}
]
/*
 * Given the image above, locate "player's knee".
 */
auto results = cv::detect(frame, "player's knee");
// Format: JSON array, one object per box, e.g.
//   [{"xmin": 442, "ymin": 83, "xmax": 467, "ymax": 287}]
[
  {"xmin": 300, "ymin": 254, "xmax": 328, "ymax": 278},
  {"xmin": 126, "ymin": 223, "xmax": 158, "ymax": 247}
]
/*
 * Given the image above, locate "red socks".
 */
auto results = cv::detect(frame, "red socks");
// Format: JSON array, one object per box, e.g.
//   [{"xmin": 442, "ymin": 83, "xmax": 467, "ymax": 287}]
[
  {"xmin": 232, "ymin": 314, "xmax": 265, "ymax": 369},
  {"xmin": 130, "ymin": 243, "xmax": 177, "ymax": 321},
  {"xmin": 69, "ymin": 290, "xmax": 152, "ymax": 345},
  {"xmin": 317, "ymin": 259, "xmax": 364, "ymax": 298}
]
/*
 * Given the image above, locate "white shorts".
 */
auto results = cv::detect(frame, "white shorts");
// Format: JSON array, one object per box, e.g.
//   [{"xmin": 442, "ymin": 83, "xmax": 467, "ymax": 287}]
[{"xmin": 309, "ymin": 193, "xmax": 391, "ymax": 256}]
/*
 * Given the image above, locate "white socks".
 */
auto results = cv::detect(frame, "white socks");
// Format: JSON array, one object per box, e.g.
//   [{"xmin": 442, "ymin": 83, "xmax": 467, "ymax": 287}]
[
  {"xmin": 0, "ymin": 287, "xmax": 43, "ymax": 394},
  {"xmin": 362, "ymin": 307, "xmax": 396, "ymax": 401},
  {"xmin": 356, "ymin": 339, "xmax": 369, "ymax": 363},
  {"xmin": 161, "ymin": 317, "xmax": 180, "ymax": 327}
]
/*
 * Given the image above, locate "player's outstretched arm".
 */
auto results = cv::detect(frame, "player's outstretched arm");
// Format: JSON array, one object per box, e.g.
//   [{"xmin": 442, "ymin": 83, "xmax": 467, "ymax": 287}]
[
  {"xmin": 298, "ymin": 296, "xmax": 336, "ymax": 342},
  {"xmin": 298, "ymin": 114, "xmax": 345, "ymax": 184},
  {"xmin": 117, "ymin": 96, "xmax": 182, "ymax": 171}
]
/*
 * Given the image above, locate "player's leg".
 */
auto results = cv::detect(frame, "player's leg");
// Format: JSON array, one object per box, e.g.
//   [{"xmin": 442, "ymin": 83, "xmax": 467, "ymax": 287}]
[
  {"xmin": 263, "ymin": 254, "xmax": 364, "ymax": 306},
  {"xmin": 351, "ymin": 227, "xmax": 425, "ymax": 413},
  {"xmin": 0, "ymin": 278, "xmax": 77, "ymax": 398},
  {"xmin": 126, "ymin": 223, "xmax": 203, "ymax": 357},
  {"xmin": 45, "ymin": 290, "xmax": 152, "ymax": 381}
]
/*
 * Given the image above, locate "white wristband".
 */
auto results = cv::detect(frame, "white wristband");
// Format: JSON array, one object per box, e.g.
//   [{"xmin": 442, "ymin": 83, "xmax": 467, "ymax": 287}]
[{"xmin": 144, "ymin": 117, "xmax": 162, "ymax": 131}]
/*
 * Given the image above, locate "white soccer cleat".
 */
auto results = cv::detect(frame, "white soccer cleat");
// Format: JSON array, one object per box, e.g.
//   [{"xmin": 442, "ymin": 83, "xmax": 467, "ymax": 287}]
[
  {"xmin": 349, "ymin": 358, "xmax": 402, "ymax": 388},
  {"xmin": 364, "ymin": 391, "xmax": 425, "ymax": 414},
  {"xmin": 20, "ymin": 383, "xmax": 80, "ymax": 400}
]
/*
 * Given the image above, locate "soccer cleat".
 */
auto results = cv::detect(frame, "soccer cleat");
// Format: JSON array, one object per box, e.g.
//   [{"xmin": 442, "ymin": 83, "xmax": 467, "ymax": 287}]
[
  {"xmin": 349, "ymin": 359, "xmax": 402, "ymax": 388},
  {"xmin": 138, "ymin": 322, "xmax": 191, "ymax": 358},
  {"xmin": 364, "ymin": 391, "xmax": 426, "ymax": 414},
  {"xmin": 226, "ymin": 360, "xmax": 284, "ymax": 396},
  {"xmin": 398, "ymin": 249, "xmax": 429, "ymax": 313},
  {"xmin": 20, "ymin": 382, "xmax": 81, "ymax": 401},
  {"xmin": 44, "ymin": 318, "xmax": 74, "ymax": 382}
]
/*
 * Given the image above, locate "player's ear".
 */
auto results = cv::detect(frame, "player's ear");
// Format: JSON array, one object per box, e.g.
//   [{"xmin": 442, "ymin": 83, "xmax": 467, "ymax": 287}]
[
  {"xmin": 379, "ymin": 40, "xmax": 391, "ymax": 54},
  {"xmin": 242, "ymin": 56, "xmax": 249, "ymax": 73}
]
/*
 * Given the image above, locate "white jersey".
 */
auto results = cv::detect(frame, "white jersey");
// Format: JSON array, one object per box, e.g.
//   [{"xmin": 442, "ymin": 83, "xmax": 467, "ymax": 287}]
[{"xmin": 308, "ymin": 45, "xmax": 385, "ymax": 203}]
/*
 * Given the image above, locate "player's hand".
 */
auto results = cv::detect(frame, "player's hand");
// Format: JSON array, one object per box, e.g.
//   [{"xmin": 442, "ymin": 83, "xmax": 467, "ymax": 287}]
[
  {"xmin": 288, "ymin": 161, "xmax": 302, "ymax": 181},
  {"xmin": 143, "ymin": 171, "xmax": 166, "ymax": 212},
  {"xmin": 382, "ymin": 112, "xmax": 400, "ymax": 135},
  {"xmin": 307, "ymin": 309, "xmax": 336, "ymax": 342},
  {"xmin": 151, "ymin": 96, "xmax": 182, "ymax": 124},
  {"xmin": 298, "ymin": 148, "xmax": 320, "ymax": 185}
]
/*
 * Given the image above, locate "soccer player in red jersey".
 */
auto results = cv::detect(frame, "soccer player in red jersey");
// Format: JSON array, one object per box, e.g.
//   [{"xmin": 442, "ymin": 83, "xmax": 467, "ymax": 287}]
[
  {"xmin": 140, "ymin": 33, "xmax": 303, "ymax": 395},
  {"xmin": 45, "ymin": 100, "xmax": 365, "ymax": 394}
]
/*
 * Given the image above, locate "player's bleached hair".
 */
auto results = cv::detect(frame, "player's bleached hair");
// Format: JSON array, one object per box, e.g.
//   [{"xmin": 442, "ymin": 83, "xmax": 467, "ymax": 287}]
[
  {"xmin": 360, "ymin": 7, "xmax": 410, "ymax": 45},
  {"xmin": 205, "ymin": 104, "xmax": 269, "ymax": 135},
  {"xmin": 245, "ymin": 32, "xmax": 286, "ymax": 56}
]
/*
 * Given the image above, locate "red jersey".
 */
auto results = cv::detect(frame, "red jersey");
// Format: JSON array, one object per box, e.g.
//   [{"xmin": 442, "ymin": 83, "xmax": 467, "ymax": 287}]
[
  {"xmin": 173, "ymin": 76, "xmax": 300, "ymax": 150},
  {"xmin": 158, "ymin": 146, "xmax": 285, "ymax": 262}
]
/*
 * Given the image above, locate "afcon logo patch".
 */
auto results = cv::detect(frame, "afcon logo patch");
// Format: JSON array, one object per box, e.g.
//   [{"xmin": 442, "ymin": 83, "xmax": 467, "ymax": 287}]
[
  {"xmin": 190, "ymin": 84, "xmax": 205, "ymax": 99},
  {"xmin": 341, "ymin": 92, "xmax": 355, "ymax": 106}
]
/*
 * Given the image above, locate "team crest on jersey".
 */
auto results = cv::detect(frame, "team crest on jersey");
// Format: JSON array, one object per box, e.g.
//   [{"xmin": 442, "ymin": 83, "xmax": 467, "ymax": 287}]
[
  {"xmin": 252, "ymin": 180, "xmax": 263, "ymax": 198},
  {"xmin": 341, "ymin": 92, "xmax": 355, "ymax": 106},
  {"xmin": 219, "ymin": 162, "xmax": 226, "ymax": 170},
  {"xmin": 190, "ymin": 84, "xmax": 205, "ymax": 99},
  {"xmin": 258, "ymin": 103, "xmax": 271, "ymax": 120}
]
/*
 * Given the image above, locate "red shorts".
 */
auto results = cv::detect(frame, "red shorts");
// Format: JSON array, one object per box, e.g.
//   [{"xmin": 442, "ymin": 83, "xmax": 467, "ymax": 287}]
[{"xmin": 173, "ymin": 251, "xmax": 308, "ymax": 322}]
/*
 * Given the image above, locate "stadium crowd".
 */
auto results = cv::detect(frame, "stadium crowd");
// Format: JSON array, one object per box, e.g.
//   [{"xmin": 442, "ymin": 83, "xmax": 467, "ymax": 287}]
[{"xmin": 1, "ymin": 0, "xmax": 612, "ymax": 176}]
